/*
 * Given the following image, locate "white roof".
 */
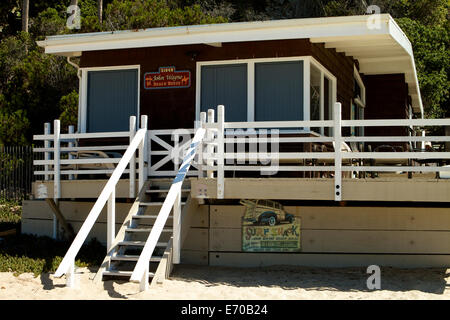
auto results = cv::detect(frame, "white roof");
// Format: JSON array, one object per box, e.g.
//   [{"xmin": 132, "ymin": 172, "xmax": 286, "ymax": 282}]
[{"xmin": 37, "ymin": 14, "xmax": 423, "ymax": 114}]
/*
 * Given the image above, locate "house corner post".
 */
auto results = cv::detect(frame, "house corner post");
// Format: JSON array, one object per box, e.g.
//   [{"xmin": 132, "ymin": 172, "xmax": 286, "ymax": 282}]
[
  {"xmin": 217, "ymin": 105, "xmax": 225, "ymax": 199},
  {"xmin": 334, "ymin": 102, "xmax": 342, "ymax": 201}
]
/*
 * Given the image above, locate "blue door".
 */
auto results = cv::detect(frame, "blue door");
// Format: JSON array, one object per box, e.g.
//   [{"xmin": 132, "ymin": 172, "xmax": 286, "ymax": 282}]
[{"xmin": 86, "ymin": 69, "xmax": 138, "ymax": 132}]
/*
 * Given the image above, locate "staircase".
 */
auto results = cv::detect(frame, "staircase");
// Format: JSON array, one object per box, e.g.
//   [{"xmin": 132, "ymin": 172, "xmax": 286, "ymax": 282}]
[{"xmin": 95, "ymin": 179, "xmax": 191, "ymax": 284}]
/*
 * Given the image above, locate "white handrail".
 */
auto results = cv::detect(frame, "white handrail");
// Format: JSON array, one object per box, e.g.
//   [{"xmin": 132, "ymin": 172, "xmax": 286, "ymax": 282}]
[
  {"xmin": 129, "ymin": 127, "xmax": 206, "ymax": 291},
  {"xmin": 54, "ymin": 127, "xmax": 147, "ymax": 279}
]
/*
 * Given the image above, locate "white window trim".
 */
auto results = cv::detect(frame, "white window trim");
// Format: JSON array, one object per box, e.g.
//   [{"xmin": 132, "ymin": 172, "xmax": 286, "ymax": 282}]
[
  {"xmin": 195, "ymin": 56, "xmax": 337, "ymax": 133},
  {"xmin": 353, "ymin": 65, "xmax": 366, "ymax": 107},
  {"xmin": 352, "ymin": 66, "xmax": 366, "ymax": 137},
  {"xmin": 79, "ymin": 64, "xmax": 141, "ymax": 133}
]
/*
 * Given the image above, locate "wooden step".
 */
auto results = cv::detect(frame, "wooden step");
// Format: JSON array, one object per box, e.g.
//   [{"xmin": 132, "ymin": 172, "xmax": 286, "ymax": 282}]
[
  {"xmin": 139, "ymin": 202, "xmax": 186, "ymax": 206},
  {"xmin": 125, "ymin": 227, "xmax": 172, "ymax": 233},
  {"xmin": 117, "ymin": 241, "xmax": 168, "ymax": 247},
  {"xmin": 102, "ymin": 270, "xmax": 154, "ymax": 278},
  {"xmin": 111, "ymin": 255, "xmax": 162, "ymax": 262},
  {"xmin": 146, "ymin": 189, "xmax": 190, "ymax": 194},
  {"xmin": 132, "ymin": 214, "xmax": 173, "ymax": 219}
]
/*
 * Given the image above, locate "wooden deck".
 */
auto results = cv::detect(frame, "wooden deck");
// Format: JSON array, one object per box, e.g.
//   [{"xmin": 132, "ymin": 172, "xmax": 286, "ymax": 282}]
[
  {"xmin": 191, "ymin": 176, "xmax": 450, "ymax": 203},
  {"xmin": 32, "ymin": 174, "xmax": 450, "ymax": 203}
]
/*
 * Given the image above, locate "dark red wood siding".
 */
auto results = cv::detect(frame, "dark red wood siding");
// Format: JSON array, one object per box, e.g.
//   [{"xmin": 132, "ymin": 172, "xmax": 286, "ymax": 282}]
[{"xmin": 80, "ymin": 39, "xmax": 410, "ymax": 135}]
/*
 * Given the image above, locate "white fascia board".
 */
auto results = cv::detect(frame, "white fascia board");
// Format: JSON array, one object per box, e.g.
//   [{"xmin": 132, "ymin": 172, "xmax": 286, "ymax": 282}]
[
  {"xmin": 388, "ymin": 18, "xmax": 423, "ymax": 115},
  {"xmin": 40, "ymin": 15, "xmax": 392, "ymax": 55}
]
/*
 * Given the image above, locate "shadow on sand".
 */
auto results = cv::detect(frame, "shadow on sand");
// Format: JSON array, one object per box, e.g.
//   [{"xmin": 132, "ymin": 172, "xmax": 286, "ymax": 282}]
[{"xmin": 169, "ymin": 264, "xmax": 450, "ymax": 295}]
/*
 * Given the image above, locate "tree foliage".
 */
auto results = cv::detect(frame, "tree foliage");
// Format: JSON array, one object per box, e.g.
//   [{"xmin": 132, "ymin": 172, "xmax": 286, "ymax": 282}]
[{"xmin": 0, "ymin": 0, "xmax": 448, "ymax": 144}]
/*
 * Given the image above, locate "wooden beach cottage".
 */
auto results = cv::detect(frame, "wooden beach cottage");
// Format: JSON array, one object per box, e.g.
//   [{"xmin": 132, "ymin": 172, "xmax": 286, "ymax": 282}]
[{"xmin": 25, "ymin": 14, "xmax": 450, "ymax": 290}]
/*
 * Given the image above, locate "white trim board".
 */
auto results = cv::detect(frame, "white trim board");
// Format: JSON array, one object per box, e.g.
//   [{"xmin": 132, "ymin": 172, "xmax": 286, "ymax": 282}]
[{"xmin": 79, "ymin": 65, "xmax": 141, "ymax": 133}]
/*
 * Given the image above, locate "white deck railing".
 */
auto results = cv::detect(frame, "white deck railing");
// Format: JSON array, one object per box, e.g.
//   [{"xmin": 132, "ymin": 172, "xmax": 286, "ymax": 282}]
[
  {"xmin": 33, "ymin": 117, "xmax": 147, "ymax": 198},
  {"xmin": 199, "ymin": 103, "xmax": 450, "ymax": 201},
  {"xmin": 148, "ymin": 128, "xmax": 200, "ymax": 177},
  {"xmin": 50, "ymin": 115, "xmax": 148, "ymax": 287}
]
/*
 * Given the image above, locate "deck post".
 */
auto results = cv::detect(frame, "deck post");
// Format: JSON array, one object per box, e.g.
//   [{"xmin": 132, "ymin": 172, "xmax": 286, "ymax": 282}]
[
  {"xmin": 207, "ymin": 109, "xmax": 215, "ymax": 179},
  {"xmin": 44, "ymin": 123, "xmax": 50, "ymax": 181},
  {"xmin": 53, "ymin": 120, "xmax": 61, "ymax": 239},
  {"xmin": 173, "ymin": 189, "xmax": 181, "ymax": 264},
  {"xmin": 107, "ymin": 188, "xmax": 115, "ymax": 253},
  {"xmin": 217, "ymin": 105, "xmax": 225, "ymax": 199},
  {"xmin": 334, "ymin": 102, "xmax": 342, "ymax": 201},
  {"xmin": 140, "ymin": 264, "xmax": 149, "ymax": 291},
  {"xmin": 129, "ymin": 116, "xmax": 137, "ymax": 198},
  {"xmin": 66, "ymin": 259, "xmax": 75, "ymax": 288},
  {"xmin": 139, "ymin": 115, "xmax": 148, "ymax": 192},
  {"xmin": 197, "ymin": 112, "xmax": 207, "ymax": 178},
  {"xmin": 68, "ymin": 125, "xmax": 75, "ymax": 180},
  {"xmin": 53, "ymin": 120, "xmax": 61, "ymax": 200},
  {"xmin": 44, "ymin": 122, "xmax": 57, "ymax": 239}
]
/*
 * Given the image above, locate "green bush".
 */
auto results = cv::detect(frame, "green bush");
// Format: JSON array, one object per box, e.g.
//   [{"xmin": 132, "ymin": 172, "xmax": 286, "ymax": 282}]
[
  {"xmin": 0, "ymin": 233, "xmax": 106, "ymax": 277},
  {"xmin": 0, "ymin": 199, "xmax": 21, "ymax": 224}
]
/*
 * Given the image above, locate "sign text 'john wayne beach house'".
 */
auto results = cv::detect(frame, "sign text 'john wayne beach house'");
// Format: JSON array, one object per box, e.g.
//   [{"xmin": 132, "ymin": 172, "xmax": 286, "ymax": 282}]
[{"xmin": 144, "ymin": 66, "xmax": 191, "ymax": 89}]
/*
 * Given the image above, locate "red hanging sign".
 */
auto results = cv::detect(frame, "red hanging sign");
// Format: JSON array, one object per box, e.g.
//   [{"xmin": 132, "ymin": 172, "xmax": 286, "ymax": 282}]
[{"xmin": 144, "ymin": 66, "xmax": 191, "ymax": 89}]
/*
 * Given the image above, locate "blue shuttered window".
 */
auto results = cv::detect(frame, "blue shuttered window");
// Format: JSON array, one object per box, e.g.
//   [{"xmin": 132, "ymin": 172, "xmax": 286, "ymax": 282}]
[
  {"xmin": 200, "ymin": 64, "xmax": 247, "ymax": 122},
  {"xmin": 255, "ymin": 61, "xmax": 304, "ymax": 121},
  {"xmin": 86, "ymin": 69, "xmax": 138, "ymax": 132}
]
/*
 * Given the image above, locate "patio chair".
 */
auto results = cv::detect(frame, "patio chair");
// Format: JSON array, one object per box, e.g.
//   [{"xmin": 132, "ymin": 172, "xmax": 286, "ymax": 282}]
[
  {"xmin": 314, "ymin": 141, "xmax": 359, "ymax": 178},
  {"xmin": 63, "ymin": 150, "xmax": 122, "ymax": 179},
  {"xmin": 366, "ymin": 144, "xmax": 412, "ymax": 179}
]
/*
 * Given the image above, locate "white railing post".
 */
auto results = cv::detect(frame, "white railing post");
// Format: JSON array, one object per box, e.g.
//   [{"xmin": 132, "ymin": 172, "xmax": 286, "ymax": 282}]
[
  {"xmin": 53, "ymin": 120, "xmax": 61, "ymax": 199},
  {"xmin": 140, "ymin": 264, "xmax": 149, "ymax": 291},
  {"xmin": 198, "ymin": 112, "xmax": 207, "ymax": 178},
  {"xmin": 129, "ymin": 116, "xmax": 137, "ymax": 198},
  {"xmin": 207, "ymin": 109, "xmax": 215, "ymax": 179},
  {"xmin": 217, "ymin": 105, "xmax": 225, "ymax": 199},
  {"xmin": 334, "ymin": 102, "xmax": 342, "ymax": 201},
  {"xmin": 44, "ymin": 122, "xmax": 57, "ymax": 239},
  {"xmin": 107, "ymin": 188, "xmax": 115, "ymax": 254},
  {"xmin": 44, "ymin": 123, "xmax": 51, "ymax": 181},
  {"xmin": 139, "ymin": 115, "xmax": 148, "ymax": 192},
  {"xmin": 173, "ymin": 189, "xmax": 181, "ymax": 264},
  {"xmin": 53, "ymin": 120, "xmax": 61, "ymax": 239},
  {"xmin": 68, "ymin": 125, "xmax": 75, "ymax": 180},
  {"xmin": 66, "ymin": 259, "xmax": 75, "ymax": 288}
]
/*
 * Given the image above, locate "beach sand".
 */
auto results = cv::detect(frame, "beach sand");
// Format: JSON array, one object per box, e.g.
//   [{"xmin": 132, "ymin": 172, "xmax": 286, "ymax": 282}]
[{"xmin": 0, "ymin": 265, "xmax": 449, "ymax": 300}]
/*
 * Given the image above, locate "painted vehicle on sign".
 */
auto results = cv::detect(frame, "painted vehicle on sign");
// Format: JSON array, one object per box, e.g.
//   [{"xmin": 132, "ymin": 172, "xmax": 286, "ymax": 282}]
[{"xmin": 240, "ymin": 199, "xmax": 294, "ymax": 226}]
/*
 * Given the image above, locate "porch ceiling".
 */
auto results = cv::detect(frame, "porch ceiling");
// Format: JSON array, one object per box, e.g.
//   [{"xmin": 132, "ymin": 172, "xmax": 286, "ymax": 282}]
[{"xmin": 36, "ymin": 14, "xmax": 423, "ymax": 115}]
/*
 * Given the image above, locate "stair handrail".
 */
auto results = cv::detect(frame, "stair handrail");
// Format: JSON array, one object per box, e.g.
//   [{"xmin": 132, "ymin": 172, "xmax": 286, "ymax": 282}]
[
  {"xmin": 54, "ymin": 115, "xmax": 148, "ymax": 286},
  {"xmin": 130, "ymin": 125, "xmax": 206, "ymax": 291}
]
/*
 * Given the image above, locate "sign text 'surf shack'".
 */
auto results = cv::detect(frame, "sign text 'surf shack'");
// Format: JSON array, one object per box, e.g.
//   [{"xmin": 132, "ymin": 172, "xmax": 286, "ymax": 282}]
[{"xmin": 29, "ymin": 14, "xmax": 450, "ymax": 290}]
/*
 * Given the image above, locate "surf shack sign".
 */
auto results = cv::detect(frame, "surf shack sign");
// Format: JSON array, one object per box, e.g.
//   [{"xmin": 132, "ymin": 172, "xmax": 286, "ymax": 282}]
[{"xmin": 144, "ymin": 66, "xmax": 191, "ymax": 89}]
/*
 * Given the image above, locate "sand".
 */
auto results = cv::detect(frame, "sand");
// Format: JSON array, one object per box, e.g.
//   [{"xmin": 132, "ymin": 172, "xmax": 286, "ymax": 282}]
[{"xmin": 0, "ymin": 265, "xmax": 449, "ymax": 300}]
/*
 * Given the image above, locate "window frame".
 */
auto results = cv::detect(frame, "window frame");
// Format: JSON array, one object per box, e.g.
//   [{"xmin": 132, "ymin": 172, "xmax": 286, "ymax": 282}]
[
  {"xmin": 351, "ymin": 66, "xmax": 366, "ymax": 136},
  {"xmin": 195, "ymin": 56, "xmax": 336, "ymax": 132},
  {"xmin": 79, "ymin": 65, "xmax": 141, "ymax": 133}
]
